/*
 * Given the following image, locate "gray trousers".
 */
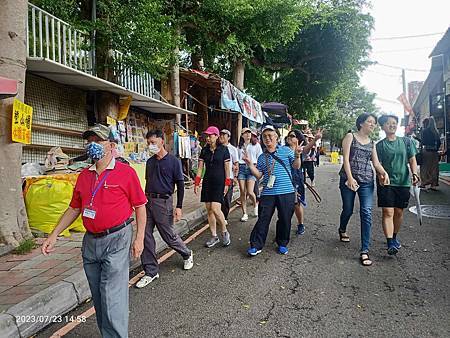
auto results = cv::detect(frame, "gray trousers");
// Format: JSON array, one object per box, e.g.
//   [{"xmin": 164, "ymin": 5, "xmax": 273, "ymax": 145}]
[
  {"xmin": 141, "ymin": 196, "xmax": 191, "ymax": 276},
  {"xmin": 82, "ymin": 225, "xmax": 132, "ymax": 338}
]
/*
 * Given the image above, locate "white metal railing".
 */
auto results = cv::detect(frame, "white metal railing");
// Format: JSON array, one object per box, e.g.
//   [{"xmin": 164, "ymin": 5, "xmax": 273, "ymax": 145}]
[
  {"xmin": 113, "ymin": 51, "xmax": 156, "ymax": 98},
  {"xmin": 27, "ymin": 3, "xmax": 93, "ymax": 73},
  {"xmin": 27, "ymin": 3, "xmax": 159, "ymax": 100}
]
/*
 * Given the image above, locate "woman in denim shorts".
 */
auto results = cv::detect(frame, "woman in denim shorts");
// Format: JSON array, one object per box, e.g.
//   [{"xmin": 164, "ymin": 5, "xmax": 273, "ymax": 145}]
[{"xmin": 237, "ymin": 128, "xmax": 262, "ymax": 222}]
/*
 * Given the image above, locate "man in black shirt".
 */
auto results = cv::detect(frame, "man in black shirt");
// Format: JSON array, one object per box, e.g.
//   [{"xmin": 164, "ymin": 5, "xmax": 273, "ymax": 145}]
[{"xmin": 136, "ymin": 130, "xmax": 193, "ymax": 289}]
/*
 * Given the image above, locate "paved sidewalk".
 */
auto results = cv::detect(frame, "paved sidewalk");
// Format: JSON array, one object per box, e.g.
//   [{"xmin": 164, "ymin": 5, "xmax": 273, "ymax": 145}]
[
  {"xmin": 0, "ymin": 236, "xmax": 83, "ymax": 312},
  {"xmin": 0, "ymin": 185, "xmax": 219, "ymax": 337}
]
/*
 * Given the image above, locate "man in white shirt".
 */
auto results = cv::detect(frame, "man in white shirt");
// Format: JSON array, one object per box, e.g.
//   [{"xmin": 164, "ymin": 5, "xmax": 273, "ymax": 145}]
[{"xmin": 219, "ymin": 129, "xmax": 239, "ymax": 220}]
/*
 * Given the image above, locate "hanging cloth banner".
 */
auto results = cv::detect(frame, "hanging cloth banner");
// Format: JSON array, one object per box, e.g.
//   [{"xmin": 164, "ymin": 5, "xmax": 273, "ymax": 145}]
[
  {"xmin": 12, "ymin": 98, "xmax": 33, "ymax": 144},
  {"xmin": 220, "ymin": 79, "xmax": 265, "ymax": 124}
]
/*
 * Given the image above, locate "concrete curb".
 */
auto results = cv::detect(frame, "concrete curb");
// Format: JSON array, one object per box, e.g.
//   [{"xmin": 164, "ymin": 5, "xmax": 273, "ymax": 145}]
[{"xmin": 0, "ymin": 204, "xmax": 211, "ymax": 338}]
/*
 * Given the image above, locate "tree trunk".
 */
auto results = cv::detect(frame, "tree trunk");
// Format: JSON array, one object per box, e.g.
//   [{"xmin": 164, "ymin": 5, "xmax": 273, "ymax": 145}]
[
  {"xmin": 233, "ymin": 60, "xmax": 245, "ymax": 144},
  {"xmin": 0, "ymin": 0, "xmax": 32, "ymax": 246},
  {"xmin": 191, "ymin": 53, "xmax": 204, "ymax": 71},
  {"xmin": 171, "ymin": 27, "xmax": 181, "ymax": 126}
]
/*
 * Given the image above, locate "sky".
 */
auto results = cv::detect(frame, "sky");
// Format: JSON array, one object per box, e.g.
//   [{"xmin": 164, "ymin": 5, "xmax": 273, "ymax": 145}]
[{"xmin": 360, "ymin": 0, "xmax": 449, "ymax": 121}]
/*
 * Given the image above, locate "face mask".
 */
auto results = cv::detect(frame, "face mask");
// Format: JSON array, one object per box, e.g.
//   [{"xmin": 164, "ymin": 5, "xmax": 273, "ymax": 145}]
[
  {"xmin": 148, "ymin": 144, "xmax": 161, "ymax": 153},
  {"xmin": 86, "ymin": 142, "xmax": 105, "ymax": 161}
]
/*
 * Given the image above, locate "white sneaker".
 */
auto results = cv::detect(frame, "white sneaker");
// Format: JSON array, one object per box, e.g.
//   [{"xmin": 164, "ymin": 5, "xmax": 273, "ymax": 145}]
[
  {"xmin": 183, "ymin": 251, "xmax": 194, "ymax": 270},
  {"xmin": 240, "ymin": 213, "xmax": 249, "ymax": 222},
  {"xmin": 254, "ymin": 206, "xmax": 258, "ymax": 217},
  {"xmin": 135, "ymin": 274, "xmax": 159, "ymax": 288}
]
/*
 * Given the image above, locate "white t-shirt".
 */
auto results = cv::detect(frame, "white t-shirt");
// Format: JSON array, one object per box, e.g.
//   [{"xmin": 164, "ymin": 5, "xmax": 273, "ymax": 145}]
[
  {"xmin": 238, "ymin": 143, "xmax": 263, "ymax": 165},
  {"xmin": 226, "ymin": 144, "xmax": 239, "ymax": 179}
]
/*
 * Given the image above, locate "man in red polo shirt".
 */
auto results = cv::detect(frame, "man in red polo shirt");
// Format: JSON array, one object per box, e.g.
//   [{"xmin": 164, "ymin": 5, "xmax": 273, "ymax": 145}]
[{"xmin": 41, "ymin": 124, "xmax": 147, "ymax": 338}]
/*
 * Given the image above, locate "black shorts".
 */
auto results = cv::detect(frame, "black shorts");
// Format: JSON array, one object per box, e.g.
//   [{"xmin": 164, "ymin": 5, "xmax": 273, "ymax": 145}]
[{"xmin": 377, "ymin": 185, "xmax": 410, "ymax": 209}]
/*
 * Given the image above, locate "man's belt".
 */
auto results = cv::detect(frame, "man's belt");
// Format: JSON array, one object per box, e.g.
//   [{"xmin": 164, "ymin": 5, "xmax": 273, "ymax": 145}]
[
  {"xmin": 88, "ymin": 218, "xmax": 133, "ymax": 238},
  {"xmin": 147, "ymin": 193, "xmax": 171, "ymax": 199}
]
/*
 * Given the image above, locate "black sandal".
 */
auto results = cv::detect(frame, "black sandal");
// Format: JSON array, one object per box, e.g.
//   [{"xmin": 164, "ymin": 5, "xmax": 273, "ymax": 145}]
[
  {"xmin": 360, "ymin": 253, "xmax": 372, "ymax": 266},
  {"xmin": 339, "ymin": 229, "xmax": 350, "ymax": 242}
]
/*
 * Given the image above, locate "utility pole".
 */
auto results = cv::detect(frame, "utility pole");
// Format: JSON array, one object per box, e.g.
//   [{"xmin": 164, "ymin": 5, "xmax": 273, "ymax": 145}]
[
  {"xmin": 402, "ymin": 69, "xmax": 408, "ymax": 130},
  {"xmin": 439, "ymin": 54, "xmax": 448, "ymax": 163}
]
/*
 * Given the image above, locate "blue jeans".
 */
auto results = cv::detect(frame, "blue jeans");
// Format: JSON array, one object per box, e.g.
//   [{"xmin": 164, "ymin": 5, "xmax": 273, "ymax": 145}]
[{"xmin": 339, "ymin": 178, "xmax": 374, "ymax": 253}]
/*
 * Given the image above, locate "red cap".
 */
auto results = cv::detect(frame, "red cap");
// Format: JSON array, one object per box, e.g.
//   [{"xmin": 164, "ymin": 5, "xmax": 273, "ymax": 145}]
[{"xmin": 203, "ymin": 126, "xmax": 220, "ymax": 136}]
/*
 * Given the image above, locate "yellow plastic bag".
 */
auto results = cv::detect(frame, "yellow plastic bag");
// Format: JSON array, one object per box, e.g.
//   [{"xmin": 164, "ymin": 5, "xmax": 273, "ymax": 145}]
[{"xmin": 25, "ymin": 176, "xmax": 85, "ymax": 236}]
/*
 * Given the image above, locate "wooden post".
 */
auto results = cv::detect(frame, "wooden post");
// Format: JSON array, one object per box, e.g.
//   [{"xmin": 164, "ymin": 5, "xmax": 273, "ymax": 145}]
[{"xmin": 233, "ymin": 60, "xmax": 245, "ymax": 145}]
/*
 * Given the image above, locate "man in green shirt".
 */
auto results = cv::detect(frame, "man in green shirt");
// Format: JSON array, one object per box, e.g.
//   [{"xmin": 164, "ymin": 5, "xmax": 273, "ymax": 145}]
[{"xmin": 376, "ymin": 115, "xmax": 419, "ymax": 255}]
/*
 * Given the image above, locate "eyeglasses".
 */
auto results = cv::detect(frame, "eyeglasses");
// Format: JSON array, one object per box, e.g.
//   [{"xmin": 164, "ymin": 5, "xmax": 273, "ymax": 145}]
[{"xmin": 262, "ymin": 134, "xmax": 277, "ymax": 140}]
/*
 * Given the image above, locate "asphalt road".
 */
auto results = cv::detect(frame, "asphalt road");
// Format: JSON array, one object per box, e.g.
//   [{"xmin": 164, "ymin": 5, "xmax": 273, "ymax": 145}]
[{"xmin": 38, "ymin": 164, "xmax": 450, "ymax": 338}]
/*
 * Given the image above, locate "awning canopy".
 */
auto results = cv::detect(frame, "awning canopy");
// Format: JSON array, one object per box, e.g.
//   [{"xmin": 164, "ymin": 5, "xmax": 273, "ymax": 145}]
[
  {"xmin": 26, "ymin": 58, "xmax": 196, "ymax": 115},
  {"xmin": 0, "ymin": 76, "xmax": 18, "ymax": 99},
  {"xmin": 262, "ymin": 102, "xmax": 291, "ymax": 124}
]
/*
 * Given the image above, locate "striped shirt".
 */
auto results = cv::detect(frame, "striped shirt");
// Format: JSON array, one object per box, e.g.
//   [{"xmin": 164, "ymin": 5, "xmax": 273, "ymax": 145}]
[{"xmin": 256, "ymin": 145, "xmax": 295, "ymax": 196}]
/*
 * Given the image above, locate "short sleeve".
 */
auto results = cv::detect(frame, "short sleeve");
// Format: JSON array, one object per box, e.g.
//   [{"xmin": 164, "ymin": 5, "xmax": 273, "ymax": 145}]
[
  {"xmin": 223, "ymin": 147, "xmax": 230, "ymax": 162},
  {"xmin": 286, "ymin": 147, "xmax": 295, "ymax": 164},
  {"xmin": 408, "ymin": 138, "xmax": 418, "ymax": 159},
  {"xmin": 255, "ymin": 143, "xmax": 263, "ymax": 158},
  {"xmin": 376, "ymin": 142, "xmax": 383, "ymax": 162},
  {"xmin": 126, "ymin": 167, "xmax": 147, "ymax": 207},
  {"xmin": 69, "ymin": 177, "xmax": 83, "ymax": 209},
  {"xmin": 231, "ymin": 147, "xmax": 239, "ymax": 163}
]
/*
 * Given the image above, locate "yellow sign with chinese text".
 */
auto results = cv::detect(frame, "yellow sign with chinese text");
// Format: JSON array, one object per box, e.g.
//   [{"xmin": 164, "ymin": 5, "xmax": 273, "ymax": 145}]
[
  {"xmin": 106, "ymin": 116, "xmax": 116, "ymax": 126},
  {"xmin": 124, "ymin": 142, "xmax": 136, "ymax": 156},
  {"xmin": 12, "ymin": 99, "xmax": 33, "ymax": 144}
]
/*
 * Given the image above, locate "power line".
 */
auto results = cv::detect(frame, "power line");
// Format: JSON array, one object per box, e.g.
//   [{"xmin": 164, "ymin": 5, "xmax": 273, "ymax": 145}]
[
  {"xmin": 372, "ymin": 62, "xmax": 428, "ymax": 72},
  {"xmin": 371, "ymin": 32, "xmax": 444, "ymax": 41},
  {"xmin": 372, "ymin": 46, "xmax": 434, "ymax": 54},
  {"xmin": 365, "ymin": 69, "xmax": 401, "ymax": 77},
  {"xmin": 374, "ymin": 97, "xmax": 402, "ymax": 105}
]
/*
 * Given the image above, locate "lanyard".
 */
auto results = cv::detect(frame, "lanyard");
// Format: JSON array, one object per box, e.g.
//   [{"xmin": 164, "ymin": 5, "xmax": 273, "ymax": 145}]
[
  {"xmin": 264, "ymin": 151, "xmax": 276, "ymax": 176},
  {"xmin": 90, "ymin": 171, "xmax": 111, "ymax": 206}
]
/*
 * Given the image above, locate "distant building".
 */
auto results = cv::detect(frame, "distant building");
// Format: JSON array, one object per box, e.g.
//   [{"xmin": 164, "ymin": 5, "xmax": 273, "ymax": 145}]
[{"xmin": 412, "ymin": 28, "xmax": 449, "ymax": 162}]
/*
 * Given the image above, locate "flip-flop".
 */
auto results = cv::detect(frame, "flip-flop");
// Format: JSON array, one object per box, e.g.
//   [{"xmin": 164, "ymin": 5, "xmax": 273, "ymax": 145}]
[{"xmin": 360, "ymin": 253, "xmax": 372, "ymax": 266}]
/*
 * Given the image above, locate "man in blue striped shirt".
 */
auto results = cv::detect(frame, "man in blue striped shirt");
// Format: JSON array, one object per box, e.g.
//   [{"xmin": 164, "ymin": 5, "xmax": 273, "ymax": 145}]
[{"xmin": 243, "ymin": 125, "xmax": 302, "ymax": 256}]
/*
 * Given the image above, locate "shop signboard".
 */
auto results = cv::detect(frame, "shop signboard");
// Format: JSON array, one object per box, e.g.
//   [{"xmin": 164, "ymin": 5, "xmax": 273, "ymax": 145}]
[
  {"xmin": 124, "ymin": 142, "xmax": 136, "ymax": 156},
  {"xmin": 107, "ymin": 116, "xmax": 117, "ymax": 125},
  {"xmin": 12, "ymin": 98, "xmax": 33, "ymax": 144}
]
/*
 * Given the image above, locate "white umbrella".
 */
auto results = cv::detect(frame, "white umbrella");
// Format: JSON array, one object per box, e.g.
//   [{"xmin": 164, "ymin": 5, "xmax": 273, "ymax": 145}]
[{"xmin": 410, "ymin": 185, "xmax": 422, "ymax": 226}]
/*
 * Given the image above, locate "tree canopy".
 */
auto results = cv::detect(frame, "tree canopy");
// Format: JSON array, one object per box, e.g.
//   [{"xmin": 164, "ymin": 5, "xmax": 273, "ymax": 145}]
[
  {"xmin": 31, "ymin": 0, "xmax": 376, "ymax": 137},
  {"xmin": 246, "ymin": 0, "xmax": 374, "ymax": 123}
]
